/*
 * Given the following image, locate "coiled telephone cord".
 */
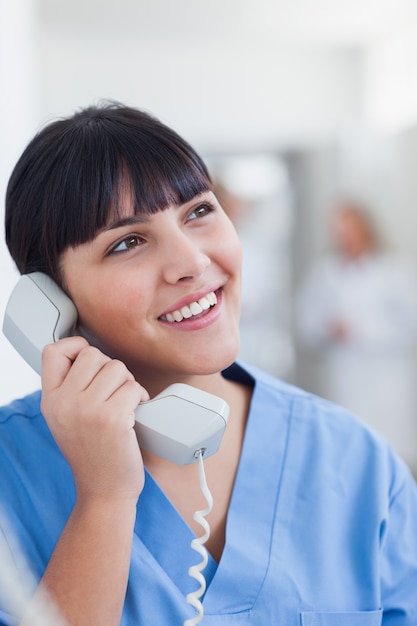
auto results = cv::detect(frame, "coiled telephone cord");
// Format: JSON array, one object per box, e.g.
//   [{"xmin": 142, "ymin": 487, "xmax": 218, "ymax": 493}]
[{"xmin": 183, "ymin": 450, "xmax": 213, "ymax": 626}]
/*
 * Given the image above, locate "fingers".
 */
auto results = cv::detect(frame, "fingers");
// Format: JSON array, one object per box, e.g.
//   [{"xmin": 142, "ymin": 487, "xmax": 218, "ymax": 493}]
[
  {"xmin": 78, "ymin": 359, "xmax": 143, "ymax": 427},
  {"xmin": 41, "ymin": 336, "xmax": 91, "ymax": 391},
  {"xmin": 41, "ymin": 338, "xmax": 149, "ymax": 422},
  {"xmin": 40, "ymin": 338, "xmax": 147, "ymax": 502}
]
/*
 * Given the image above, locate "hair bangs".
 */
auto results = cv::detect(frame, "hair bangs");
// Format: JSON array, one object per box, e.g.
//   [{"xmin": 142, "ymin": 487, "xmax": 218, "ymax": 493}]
[
  {"xmin": 64, "ymin": 115, "xmax": 213, "ymax": 241},
  {"xmin": 106, "ymin": 124, "xmax": 212, "ymax": 225}
]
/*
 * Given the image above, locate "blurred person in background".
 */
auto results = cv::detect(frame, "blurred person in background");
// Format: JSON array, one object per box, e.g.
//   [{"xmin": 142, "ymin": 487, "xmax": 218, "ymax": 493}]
[{"xmin": 296, "ymin": 198, "xmax": 417, "ymax": 474}]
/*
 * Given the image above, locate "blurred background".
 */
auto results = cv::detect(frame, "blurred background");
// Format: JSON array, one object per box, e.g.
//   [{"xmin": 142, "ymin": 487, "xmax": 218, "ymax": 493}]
[{"xmin": 2, "ymin": 0, "xmax": 417, "ymax": 472}]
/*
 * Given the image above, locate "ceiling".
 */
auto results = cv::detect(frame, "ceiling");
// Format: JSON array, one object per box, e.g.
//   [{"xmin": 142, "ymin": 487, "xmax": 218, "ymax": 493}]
[{"xmin": 39, "ymin": 0, "xmax": 416, "ymax": 46}]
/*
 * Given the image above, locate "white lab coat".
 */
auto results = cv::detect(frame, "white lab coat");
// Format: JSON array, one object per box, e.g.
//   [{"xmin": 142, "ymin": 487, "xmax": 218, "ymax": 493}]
[{"xmin": 296, "ymin": 252, "xmax": 417, "ymax": 471}]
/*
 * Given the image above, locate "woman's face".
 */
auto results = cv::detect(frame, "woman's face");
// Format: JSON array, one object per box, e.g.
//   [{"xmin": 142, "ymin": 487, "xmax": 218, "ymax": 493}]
[{"xmin": 61, "ymin": 191, "xmax": 242, "ymax": 391}]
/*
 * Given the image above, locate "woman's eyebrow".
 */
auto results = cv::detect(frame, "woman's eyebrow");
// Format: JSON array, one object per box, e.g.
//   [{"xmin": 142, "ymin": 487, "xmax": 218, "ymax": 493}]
[{"xmin": 104, "ymin": 215, "xmax": 150, "ymax": 231}]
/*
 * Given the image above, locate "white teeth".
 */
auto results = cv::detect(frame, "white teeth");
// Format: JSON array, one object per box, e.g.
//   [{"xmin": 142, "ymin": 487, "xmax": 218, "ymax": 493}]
[
  {"xmin": 163, "ymin": 291, "xmax": 217, "ymax": 322},
  {"xmin": 207, "ymin": 292, "xmax": 217, "ymax": 306},
  {"xmin": 190, "ymin": 301, "xmax": 203, "ymax": 315},
  {"xmin": 198, "ymin": 296, "xmax": 210, "ymax": 310},
  {"xmin": 180, "ymin": 306, "xmax": 193, "ymax": 319}
]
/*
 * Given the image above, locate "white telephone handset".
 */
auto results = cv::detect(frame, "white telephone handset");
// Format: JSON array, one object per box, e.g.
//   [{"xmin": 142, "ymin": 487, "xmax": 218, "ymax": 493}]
[{"xmin": 2, "ymin": 272, "xmax": 229, "ymax": 465}]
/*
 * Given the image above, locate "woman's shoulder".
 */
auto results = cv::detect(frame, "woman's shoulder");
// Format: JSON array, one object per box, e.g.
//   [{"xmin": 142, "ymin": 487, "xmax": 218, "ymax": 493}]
[
  {"xmin": 0, "ymin": 390, "xmax": 43, "ymax": 425},
  {"xmin": 232, "ymin": 360, "xmax": 412, "ymax": 480},
  {"xmin": 243, "ymin": 363, "xmax": 417, "ymax": 524},
  {"xmin": 0, "ymin": 388, "xmax": 73, "ymax": 506},
  {"xmin": 0, "ymin": 389, "xmax": 58, "ymax": 461},
  {"xmin": 226, "ymin": 360, "xmax": 321, "ymax": 407}
]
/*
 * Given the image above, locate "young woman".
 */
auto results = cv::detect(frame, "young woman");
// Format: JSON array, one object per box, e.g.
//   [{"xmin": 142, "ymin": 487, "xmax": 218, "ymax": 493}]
[{"xmin": 1, "ymin": 103, "xmax": 417, "ymax": 626}]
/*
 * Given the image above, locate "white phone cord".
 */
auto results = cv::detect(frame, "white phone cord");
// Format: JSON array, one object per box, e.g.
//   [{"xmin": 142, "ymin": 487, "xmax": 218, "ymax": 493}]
[{"xmin": 183, "ymin": 450, "xmax": 213, "ymax": 626}]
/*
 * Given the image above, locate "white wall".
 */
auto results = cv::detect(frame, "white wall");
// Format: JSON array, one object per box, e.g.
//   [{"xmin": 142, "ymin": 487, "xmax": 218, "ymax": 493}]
[
  {"xmin": 0, "ymin": 1, "xmax": 43, "ymax": 404},
  {"xmin": 38, "ymin": 34, "xmax": 362, "ymax": 152},
  {"xmin": 364, "ymin": 14, "xmax": 417, "ymax": 135},
  {"xmin": 360, "ymin": 16, "xmax": 417, "ymax": 261}
]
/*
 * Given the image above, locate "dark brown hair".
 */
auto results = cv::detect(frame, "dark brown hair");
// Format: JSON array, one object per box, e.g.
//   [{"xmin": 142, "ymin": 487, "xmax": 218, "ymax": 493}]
[{"xmin": 5, "ymin": 102, "xmax": 212, "ymax": 284}]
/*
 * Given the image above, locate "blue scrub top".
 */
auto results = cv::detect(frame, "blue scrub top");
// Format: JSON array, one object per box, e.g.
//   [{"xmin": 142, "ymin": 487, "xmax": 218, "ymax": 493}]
[{"xmin": 0, "ymin": 362, "xmax": 416, "ymax": 625}]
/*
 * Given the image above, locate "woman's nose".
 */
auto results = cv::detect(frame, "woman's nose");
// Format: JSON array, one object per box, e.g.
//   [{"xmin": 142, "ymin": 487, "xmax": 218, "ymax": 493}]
[{"xmin": 160, "ymin": 232, "xmax": 211, "ymax": 284}]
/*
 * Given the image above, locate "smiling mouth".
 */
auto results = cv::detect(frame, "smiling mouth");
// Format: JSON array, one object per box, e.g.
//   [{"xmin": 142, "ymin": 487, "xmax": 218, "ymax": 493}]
[{"xmin": 160, "ymin": 291, "xmax": 218, "ymax": 323}]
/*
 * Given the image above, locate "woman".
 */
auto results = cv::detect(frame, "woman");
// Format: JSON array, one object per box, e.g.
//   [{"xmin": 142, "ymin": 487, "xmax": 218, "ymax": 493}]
[
  {"xmin": 296, "ymin": 201, "xmax": 417, "ymax": 474},
  {"xmin": 1, "ymin": 103, "xmax": 417, "ymax": 625}
]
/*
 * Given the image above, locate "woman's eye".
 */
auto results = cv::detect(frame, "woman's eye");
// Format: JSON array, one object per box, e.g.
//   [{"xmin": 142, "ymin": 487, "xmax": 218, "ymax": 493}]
[
  {"xmin": 111, "ymin": 235, "xmax": 143, "ymax": 254},
  {"xmin": 187, "ymin": 203, "xmax": 214, "ymax": 221}
]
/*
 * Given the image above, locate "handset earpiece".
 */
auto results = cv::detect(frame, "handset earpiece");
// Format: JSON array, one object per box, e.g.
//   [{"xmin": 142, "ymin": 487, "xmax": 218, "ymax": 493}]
[{"xmin": 2, "ymin": 272, "xmax": 78, "ymax": 375}]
